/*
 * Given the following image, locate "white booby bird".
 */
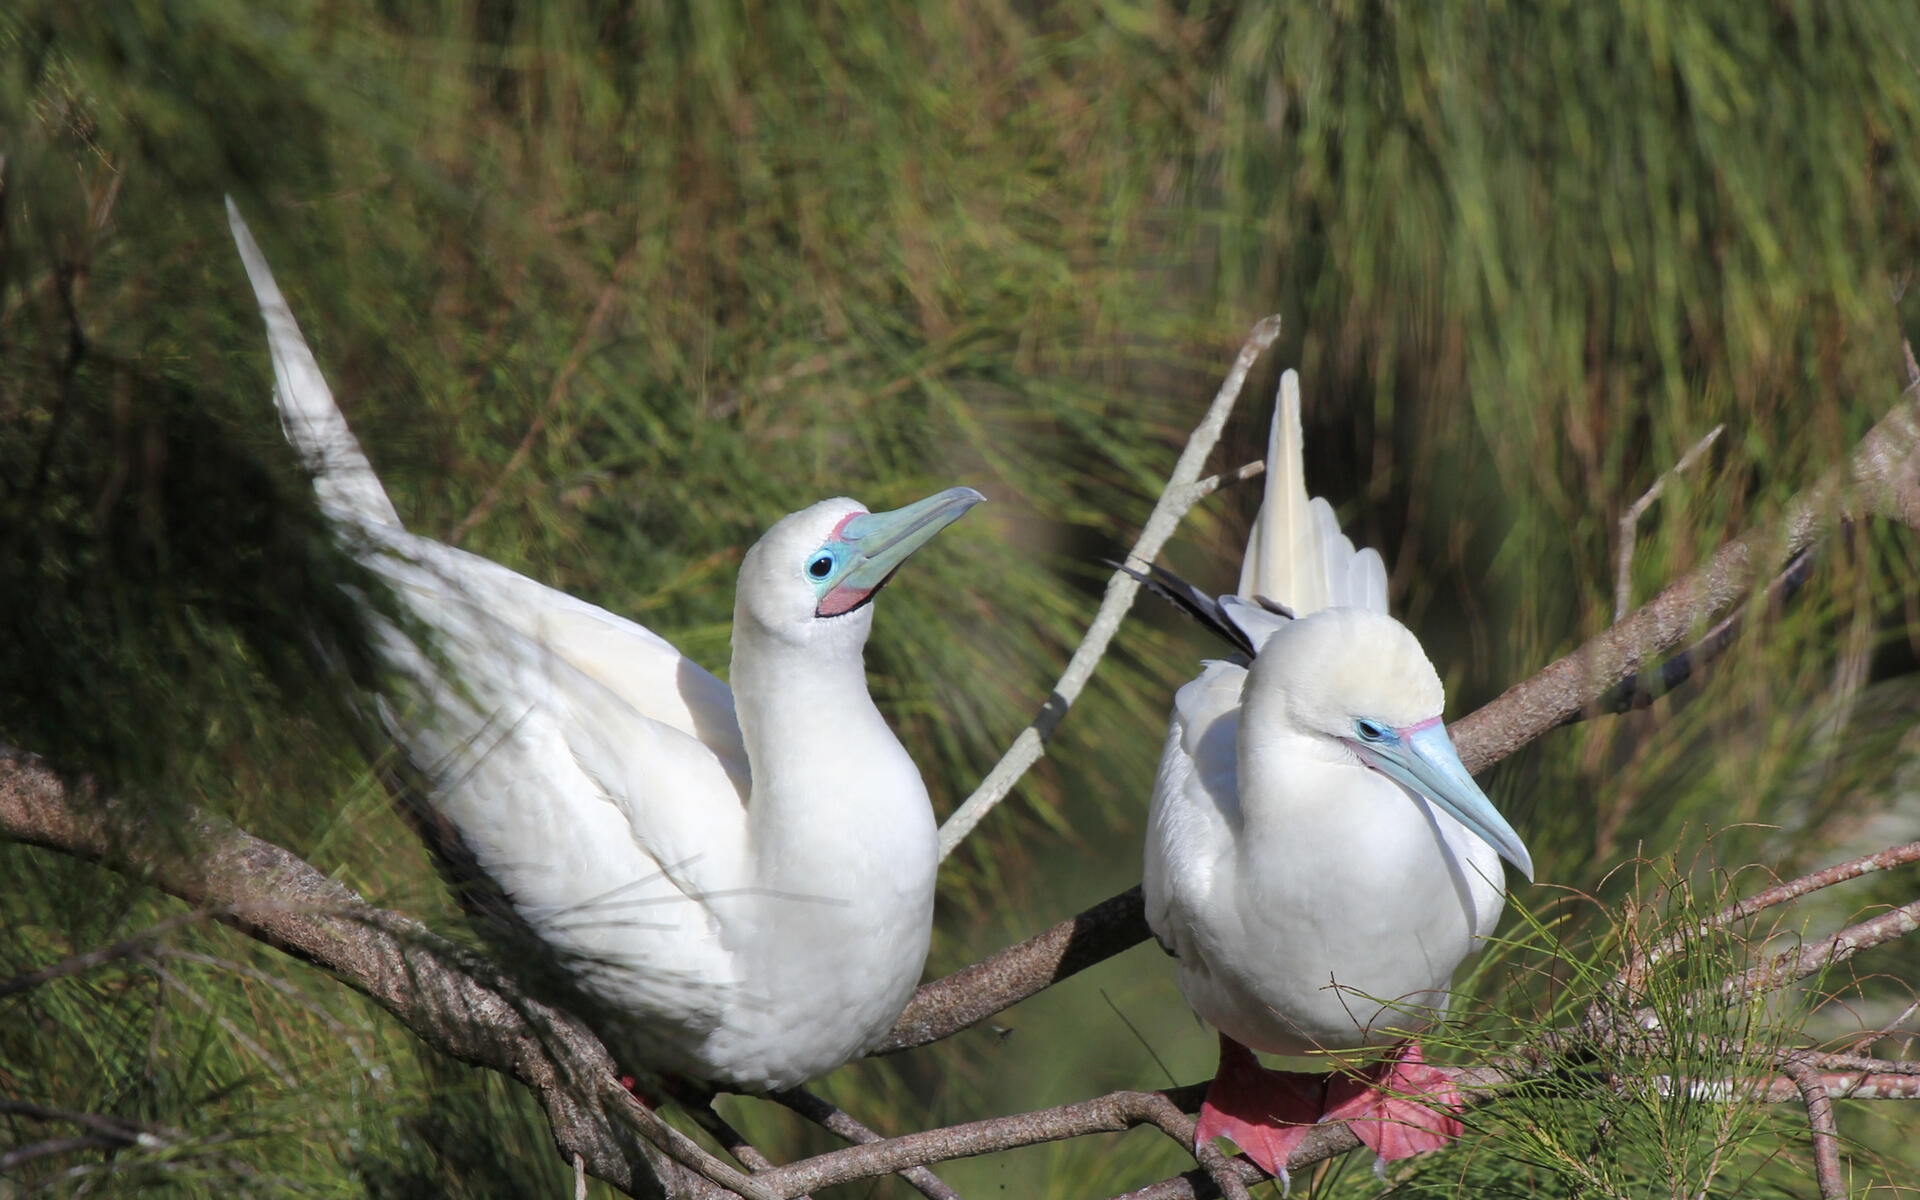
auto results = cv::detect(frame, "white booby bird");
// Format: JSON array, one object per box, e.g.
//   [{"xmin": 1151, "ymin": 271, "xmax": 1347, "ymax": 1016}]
[
  {"xmin": 227, "ymin": 202, "xmax": 981, "ymax": 1091},
  {"xmin": 1141, "ymin": 370, "xmax": 1532, "ymax": 1181}
]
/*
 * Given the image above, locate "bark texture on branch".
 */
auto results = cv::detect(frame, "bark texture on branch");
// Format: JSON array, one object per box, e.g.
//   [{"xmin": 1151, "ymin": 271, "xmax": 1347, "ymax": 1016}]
[{"xmin": 0, "ymin": 747, "xmax": 719, "ymax": 1200}]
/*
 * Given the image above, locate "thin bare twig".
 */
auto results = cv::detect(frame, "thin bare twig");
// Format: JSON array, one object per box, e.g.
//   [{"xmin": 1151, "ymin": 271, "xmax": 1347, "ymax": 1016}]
[
  {"xmin": 1840, "ymin": 998, "xmax": 1920, "ymax": 1057},
  {"xmin": 1724, "ymin": 896, "xmax": 1920, "ymax": 1005},
  {"xmin": 1188, "ymin": 459, "xmax": 1266, "ymax": 505},
  {"xmin": 1616, "ymin": 425, "xmax": 1725, "ymax": 621},
  {"xmin": 1623, "ymin": 840, "xmax": 1920, "ymax": 993},
  {"xmin": 0, "ymin": 1100, "xmax": 179, "ymax": 1151},
  {"xmin": 599, "ymin": 1075, "xmax": 778, "ymax": 1200},
  {"xmin": 0, "ymin": 1135, "xmax": 126, "ymax": 1173},
  {"xmin": 937, "ymin": 316, "xmax": 1283, "ymax": 857},
  {"xmin": 771, "ymin": 1089, "xmax": 960, "ymax": 1200},
  {"xmin": 151, "ymin": 962, "xmax": 297, "ymax": 1087},
  {"xmin": 751, "ymin": 1088, "xmax": 1215, "ymax": 1198},
  {"xmin": 1747, "ymin": 1070, "xmax": 1920, "ymax": 1101},
  {"xmin": 0, "ymin": 1099, "xmax": 187, "ymax": 1175},
  {"xmin": 1814, "ymin": 1048, "xmax": 1920, "ymax": 1075},
  {"xmin": 678, "ymin": 1100, "xmax": 791, "ymax": 1184},
  {"xmin": 0, "ymin": 909, "xmax": 215, "ymax": 999}
]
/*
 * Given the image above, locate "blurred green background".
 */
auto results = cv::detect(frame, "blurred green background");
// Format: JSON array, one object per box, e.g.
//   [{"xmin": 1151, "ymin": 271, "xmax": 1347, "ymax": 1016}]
[{"xmin": 6, "ymin": 2, "xmax": 1920, "ymax": 1196}]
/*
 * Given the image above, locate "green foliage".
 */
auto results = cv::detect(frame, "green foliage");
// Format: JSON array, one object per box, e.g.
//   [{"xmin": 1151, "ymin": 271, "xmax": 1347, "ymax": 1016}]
[{"xmin": 5, "ymin": 1, "xmax": 1920, "ymax": 1196}]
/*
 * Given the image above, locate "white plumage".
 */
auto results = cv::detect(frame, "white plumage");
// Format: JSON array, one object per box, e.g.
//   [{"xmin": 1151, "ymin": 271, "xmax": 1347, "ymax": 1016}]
[
  {"xmin": 229, "ymin": 202, "xmax": 980, "ymax": 1091},
  {"xmin": 1143, "ymin": 369, "xmax": 1531, "ymax": 1177}
]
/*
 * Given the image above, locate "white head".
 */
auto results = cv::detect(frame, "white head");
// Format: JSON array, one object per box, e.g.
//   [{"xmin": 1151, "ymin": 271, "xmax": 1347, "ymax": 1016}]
[
  {"xmin": 1245, "ymin": 608, "xmax": 1533, "ymax": 879},
  {"xmin": 734, "ymin": 488, "xmax": 984, "ymax": 650}
]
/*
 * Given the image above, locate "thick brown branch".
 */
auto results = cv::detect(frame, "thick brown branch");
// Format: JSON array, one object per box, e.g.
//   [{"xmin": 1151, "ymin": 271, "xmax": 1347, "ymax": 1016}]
[
  {"xmin": 1573, "ymin": 540, "xmax": 1821, "ymax": 725},
  {"xmin": 0, "ymin": 747, "xmax": 729, "ymax": 1200},
  {"xmin": 878, "ymin": 886, "xmax": 1149, "ymax": 1054},
  {"xmin": 1456, "ymin": 385, "xmax": 1920, "ymax": 773}
]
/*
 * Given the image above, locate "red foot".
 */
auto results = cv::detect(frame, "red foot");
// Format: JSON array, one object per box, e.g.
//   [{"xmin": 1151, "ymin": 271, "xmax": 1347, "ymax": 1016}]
[
  {"xmin": 1323, "ymin": 1042, "xmax": 1465, "ymax": 1165},
  {"xmin": 1194, "ymin": 1037, "xmax": 1465, "ymax": 1184},
  {"xmin": 1193, "ymin": 1034, "xmax": 1326, "ymax": 1184}
]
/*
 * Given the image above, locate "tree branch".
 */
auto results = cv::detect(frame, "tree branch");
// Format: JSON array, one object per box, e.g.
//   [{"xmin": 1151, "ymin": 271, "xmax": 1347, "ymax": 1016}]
[
  {"xmin": 0, "ymin": 909, "xmax": 216, "ymax": 1000},
  {"xmin": 1615, "ymin": 424, "xmax": 1726, "ymax": 621},
  {"xmin": 936, "ymin": 316, "xmax": 1284, "ymax": 857},
  {"xmin": 0, "ymin": 746, "xmax": 734, "ymax": 1200},
  {"xmin": 878, "ymin": 885, "xmax": 1149, "ymax": 1054},
  {"xmin": 769, "ymin": 1089, "xmax": 961, "ymax": 1200},
  {"xmin": 1780, "ymin": 1055, "xmax": 1847, "ymax": 1199},
  {"xmin": 1455, "ymin": 381, "xmax": 1920, "ymax": 773},
  {"xmin": 1622, "ymin": 839, "xmax": 1920, "ymax": 993},
  {"xmin": 749, "ymin": 1087, "xmax": 1217, "ymax": 1198},
  {"xmin": 1723, "ymin": 895, "xmax": 1920, "ymax": 1006}
]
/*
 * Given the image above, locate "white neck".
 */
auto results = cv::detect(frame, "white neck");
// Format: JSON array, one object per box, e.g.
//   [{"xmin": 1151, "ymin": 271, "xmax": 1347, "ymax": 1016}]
[{"xmin": 725, "ymin": 608, "xmax": 937, "ymax": 1005}]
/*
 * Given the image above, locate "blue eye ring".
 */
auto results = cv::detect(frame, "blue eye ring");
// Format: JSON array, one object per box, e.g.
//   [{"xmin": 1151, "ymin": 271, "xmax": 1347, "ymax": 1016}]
[
  {"xmin": 1354, "ymin": 719, "xmax": 1391, "ymax": 743},
  {"xmin": 806, "ymin": 551, "xmax": 837, "ymax": 580}
]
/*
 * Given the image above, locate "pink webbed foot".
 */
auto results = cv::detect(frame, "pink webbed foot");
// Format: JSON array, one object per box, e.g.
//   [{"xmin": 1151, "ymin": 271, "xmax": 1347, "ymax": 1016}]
[
  {"xmin": 1193, "ymin": 1034, "xmax": 1327, "ymax": 1185},
  {"xmin": 1322, "ymin": 1042, "xmax": 1465, "ymax": 1168}
]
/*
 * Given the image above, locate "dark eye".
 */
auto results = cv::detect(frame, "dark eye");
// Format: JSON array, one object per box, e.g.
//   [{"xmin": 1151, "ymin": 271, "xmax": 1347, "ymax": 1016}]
[
  {"xmin": 1354, "ymin": 719, "xmax": 1390, "ymax": 742},
  {"xmin": 807, "ymin": 553, "xmax": 835, "ymax": 580}
]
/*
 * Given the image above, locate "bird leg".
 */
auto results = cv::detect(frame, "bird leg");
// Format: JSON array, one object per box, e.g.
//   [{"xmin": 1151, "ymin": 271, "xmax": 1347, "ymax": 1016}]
[
  {"xmin": 1194, "ymin": 1037, "xmax": 1466, "ymax": 1185},
  {"xmin": 1193, "ymin": 1033, "xmax": 1326, "ymax": 1186}
]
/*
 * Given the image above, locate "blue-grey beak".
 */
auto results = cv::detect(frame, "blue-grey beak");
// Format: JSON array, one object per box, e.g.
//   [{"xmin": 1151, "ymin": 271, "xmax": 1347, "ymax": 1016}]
[
  {"xmin": 815, "ymin": 487, "xmax": 985, "ymax": 616},
  {"xmin": 1356, "ymin": 721, "xmax": 1534, "ymax": 882}
]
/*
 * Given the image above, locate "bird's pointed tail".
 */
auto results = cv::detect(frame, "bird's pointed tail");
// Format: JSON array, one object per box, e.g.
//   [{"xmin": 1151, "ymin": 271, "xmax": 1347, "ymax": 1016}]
[
  {"xmin": 226, "ymin": 198, "xmax": 401, "ymax": 530},
  {"xmin": 1235, "ymin": 369, "xmax": 1388, "ymax": 616}
]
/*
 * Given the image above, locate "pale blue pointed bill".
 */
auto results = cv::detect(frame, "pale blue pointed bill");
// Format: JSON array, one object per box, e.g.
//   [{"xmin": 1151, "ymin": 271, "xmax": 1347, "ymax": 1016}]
[
  {"xmin": 1353, "ymin": 719, "xmax": 1534, "ymax": 881},
  {"xmin": 815, "ymin": 486, "xmax": 986, "ymax": 617}
]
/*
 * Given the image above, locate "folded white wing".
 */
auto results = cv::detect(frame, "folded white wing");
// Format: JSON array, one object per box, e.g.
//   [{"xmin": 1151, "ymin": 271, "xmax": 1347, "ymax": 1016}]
[{"xmin": 229, "ymin": 201, "xmax": 754, "ymax": 1035}]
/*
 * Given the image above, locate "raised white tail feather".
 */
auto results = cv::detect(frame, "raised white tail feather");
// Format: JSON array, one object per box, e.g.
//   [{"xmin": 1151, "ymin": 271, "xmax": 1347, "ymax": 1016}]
[
  {"xmin": 1236, "ymin": 369, "xmax": 1388, "ymax": 616},
  {"xmin": 225, "ymin": 198, "xmax": 401, "ymax": 529}
]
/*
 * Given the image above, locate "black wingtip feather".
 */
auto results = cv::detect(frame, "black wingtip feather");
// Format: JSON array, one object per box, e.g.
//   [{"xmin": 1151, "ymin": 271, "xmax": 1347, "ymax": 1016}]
[{"xmin": 1105, "ymin": 558, "xmax": 1259, "ymax": 660}]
